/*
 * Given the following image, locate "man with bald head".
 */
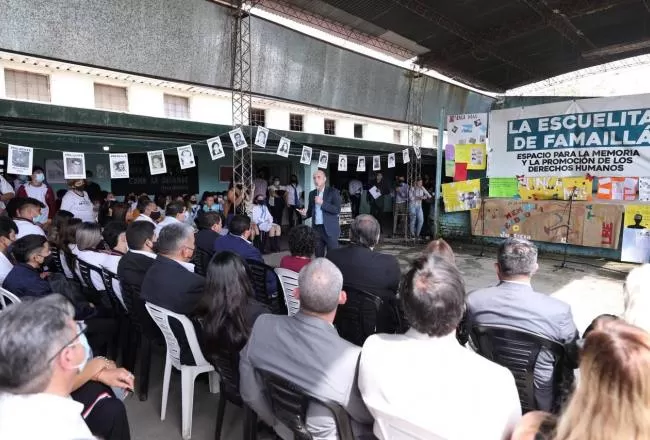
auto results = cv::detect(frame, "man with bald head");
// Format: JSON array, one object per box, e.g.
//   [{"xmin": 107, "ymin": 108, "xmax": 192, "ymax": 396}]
[
  {"xmin": 240, "ymin": 258, "xmax": 374, "ymax": 439},
  {"xmin": 298, "ymin": 170, "xmax": 341, "ymax": 257}
]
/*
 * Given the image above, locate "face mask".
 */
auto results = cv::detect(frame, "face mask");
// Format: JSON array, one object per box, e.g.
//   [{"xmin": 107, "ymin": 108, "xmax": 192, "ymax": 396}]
[
  {"xmin": 74, "ymin": 181, "xmax": 85, "ymax": 189},
  {"xmin": 150, "ymin": 211, "xmax": 161, "ymax": 221},
  {"xmin": 274, "ymin": 181, "xmax": 280, "ymax": 186},
  {"xmin": 290, "ymin": 179, "xmax": 298, "ymax": 184},
  {"xmin": 34, "ymin": 173, "xmax": 45, "ymax": 183},
  {"xmin": 33, "ymin": 213, "xmax": 46, "ymax": 224},
  {"xmin": 183, "ymin": 211, "xmax": 190, "ymax": 221},
  {"xmin": 73, "ymin": 331, "xmax": 92, "ymax": 373},
  {"xmin": 255, "ymin": 199, "xmax": 265, "ymax": 205}
]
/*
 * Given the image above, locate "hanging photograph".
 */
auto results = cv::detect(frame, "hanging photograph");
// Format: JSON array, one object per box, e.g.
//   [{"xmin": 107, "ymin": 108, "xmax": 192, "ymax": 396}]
[
  {"xmin": 403, "ymin": 149, "xmax": 410, "ymax": 164},
  {"xmin": 45, "ymin": 159, "xmax": 65, "ymax": 184},
  {"xmin": 7, "ymin": 144, "xmax": 33, "ymax": 176},
  {"xmin": 373, "ymin": 155, "xmax": 381, "ymax": 171},
  {"xmin": 318, "ymin": 151, "xmax": 329, "ymax": 169},
  {"xmin": 254, "ymin": 126, "xmax": 269, "ymax": 148},
  {"xmin": 147, "ymin": 150, "xmax": 167, "ymax": 175},
  {"xmin": 357, "ymin": 156, "xmax": 366, "ymax": 172},
  {"xmin": 276, "ymin": 137, "xmax": 290, "ymax": 158},
  {"xmin": 300, "ymin": 146, "xmax": 312, "ymax": 165},
  {"xmin": 177, "ymin": 145, "xmax": 196, "ymax": 169},
  {"xmin": 388, "ymin": 153, "xmax": 396, "ymax": 169},
  {"xmin": 338, "ymin": 155, "xmax": 347, "ymax": 171},
  {"xmin": 62, "ymin": 152, "xmax": 86, "ymax": 180},
  {"xmin": 109, "ymin": 153, "xmax": 130, "ymax": 179},
  {"xmin": 413, "ymin": 145, "xmax": 422, "ymax": 159},
  {"xmin": 207, "ymin": 136, "xmax": 225, "ymax": 160},
  {"xmin": 229, "ymin": 127, "xmax": 248, "ymax": 151}
]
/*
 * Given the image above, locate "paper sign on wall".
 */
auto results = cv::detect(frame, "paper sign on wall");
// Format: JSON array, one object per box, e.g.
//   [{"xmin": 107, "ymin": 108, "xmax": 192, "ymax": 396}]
[{"xmin": 442, "ymin": 179, "xmax": 482, "ymax": 212}]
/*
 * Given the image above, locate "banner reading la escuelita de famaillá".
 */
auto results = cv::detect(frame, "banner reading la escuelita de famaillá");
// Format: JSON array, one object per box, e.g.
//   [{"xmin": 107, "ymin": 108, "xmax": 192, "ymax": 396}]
[{"xmin": 488, "ymin": 95, "xmax": 650, "ymax": 177}]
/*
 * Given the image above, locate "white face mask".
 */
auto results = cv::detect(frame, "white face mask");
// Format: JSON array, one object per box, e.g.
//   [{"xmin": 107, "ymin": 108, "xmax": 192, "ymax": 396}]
[
  {"xmin": 71, "ymin": 330, "xmax": 92, "ymax": 373},
  {"xmin": 183, "ymin": 211, "xmax": 190, "ymax": 221}
]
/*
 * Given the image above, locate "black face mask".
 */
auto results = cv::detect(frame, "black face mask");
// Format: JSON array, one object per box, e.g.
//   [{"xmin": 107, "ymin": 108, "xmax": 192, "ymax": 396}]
[
  {"xmin": 290, "ymin": 179, "xmax": 298, "ymax": 184},
  {"xmin": 255, "ymin": 199, "xmax": 265, "ymax": 205},
  {"xmin": 150, "ymin": 211, "xmax": 162, "ymax": 221}
]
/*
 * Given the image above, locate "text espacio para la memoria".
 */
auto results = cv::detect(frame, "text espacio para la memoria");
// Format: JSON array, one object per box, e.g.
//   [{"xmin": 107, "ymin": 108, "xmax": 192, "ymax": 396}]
[{"xmin": 508, "ymin": 109, "xmax": 650, "ymax": 150}]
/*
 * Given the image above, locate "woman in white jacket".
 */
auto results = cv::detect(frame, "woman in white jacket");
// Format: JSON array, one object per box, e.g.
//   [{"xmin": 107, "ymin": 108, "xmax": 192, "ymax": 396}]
[{"xmin": 251, "ymin": 194, "xmax": 281, "ymax": 252}]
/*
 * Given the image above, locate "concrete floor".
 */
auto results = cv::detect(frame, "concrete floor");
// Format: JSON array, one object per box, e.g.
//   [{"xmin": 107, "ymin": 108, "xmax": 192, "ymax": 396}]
[{"xmin": 126, "ymin": 241, "xmax": 632, "ymax": 440}]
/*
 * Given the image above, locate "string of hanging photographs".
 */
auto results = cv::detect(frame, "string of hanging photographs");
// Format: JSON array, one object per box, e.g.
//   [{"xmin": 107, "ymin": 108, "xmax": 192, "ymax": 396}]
[{"xmin": 0, "ymin": 125, "xmax": 423, "ymax": 180}]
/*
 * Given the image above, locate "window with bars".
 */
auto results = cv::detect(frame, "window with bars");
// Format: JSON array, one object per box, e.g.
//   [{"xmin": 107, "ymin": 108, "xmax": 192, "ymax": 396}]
[
  {"xmin": 164, "ymin": 94, "xmax": 190, "ymax": 119},
  {"xmin": 94, "ymin": 83, "xmax": 128, "ymax": 112},
  {"xmin": 354, "ymin": 123, "xmax": 364, "ymax": 139},
  {"xmin": 393, "ymin": 129, "xmax": 401, "ymax": 144},
  {"xmin": 324, "ymin": 119, "xmax": 336, "ymax": 135},
  {"xmin": 289, "ymin": 113, "xmax": 304, "ymax": 132},
  {"xmin": 249, "ymin": 108, "xmax": 266, "ymax": 126},
  {"xmin": 4, "ymin": 69, "xmax": 51, "ymax": 102}
]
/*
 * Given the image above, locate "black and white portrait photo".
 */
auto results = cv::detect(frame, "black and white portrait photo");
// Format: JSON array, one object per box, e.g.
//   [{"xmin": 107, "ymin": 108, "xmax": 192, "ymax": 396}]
[
  {"xmin": 318, "ymin": 151, "xmax": 329, "ymax": 169},
  {"xmin": 109, "ymin": 153, "xmax": 129, "ymax": 179},
  {"xmin": 338, "ymin": 155, "xmax": 347, "ymax": 172},
  {"xmin": 148, "ymin": 150, "xmax": 167, "ymax": 175},
  {"xmin": 207, "ymin": 136, "xmax": 225, "ymax": 160},
  {"xmin": 229, "ymin": 128, "xmax": 248, "ymax": 151},
  {"xmin": 177, "ymin": 145, "xmax": 196, "ymax": 169},
  {"xmin": 300, "ymin": 146, "xmax": 312, "ymax": 165},
  {"xmin": 357, "ymin": 156, "xmax": 366, "ymax": 172},
  {"xmin": 276, "ymin": 137, "xmax": 290, "ymax": 158},
  {"xmin": 254, "ymin": 127, "xmax": 269, "ymax": 148},
  {"xmin": 413, "ymin": 145, "xmax": 422, "ymax": 159},
  {"xmin": 373, "ymin": 155, "xmax": 381, "ymax": 171},
  {"xmin": 402, "ymin": 148, "xmax": 410, "ymax": 164},
  {"xmin": 7, "ymin": 144, "xmax": 33, "ymax": 175},
  {"xmin": 388, "ymin": 153, "xmax": 396, "ymax": 169},
  {"xmin": 62, "ymin": 152, "xmax": 86, "ymax": 180}
]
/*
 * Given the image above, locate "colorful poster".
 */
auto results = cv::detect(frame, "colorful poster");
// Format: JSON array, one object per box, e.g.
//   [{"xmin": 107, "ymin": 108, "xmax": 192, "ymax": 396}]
[
  {"xmin": 445, "ymin": 160, "xmax": 455, "ymax": 178},
  {"xmin": 488, "ymin": 94, "xmax": 650, "ymax": 177},
  {"xmin": 447, "ymin": 113, "xmax": 488, "ymax": 145},
  {"xmin": 442, "ymin": 179, "xmax": 481, "ymax": 212},
  {"xmin": 445, "ymin": 144, "xmax": 455, "ymax": 161},
  {"xmin": 622, "ymin": 205, "xmax": 650, "ymax": 263},
  {"xmin": 470, "ymin": 199, "xmax": 622, "ymax": 249},
  {"xmin": 456, "ymin": 144, "xmax": 487, "ymax": 170},
  {"xmin": 596, "ymin": 177, "xmax": 638, "ymax": 200},
  {"xmin": 518, "ymin": 177, "xmax": 592, "ymax": 201},
  {"xmin": 640, "ymin": 177, "xmax": 650, "ymax": 201},
  {"xmin": 489, "ymin": 178, "xmax": 519, "ymax": 198},
  {"xmin": 454, "ymin": 163, "xmax": 467, "ymax": 181}
]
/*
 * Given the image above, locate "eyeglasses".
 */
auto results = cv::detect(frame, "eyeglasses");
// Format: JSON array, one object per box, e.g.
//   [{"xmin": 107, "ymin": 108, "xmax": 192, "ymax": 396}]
[
  {"xmin": 183, "ymin": 246, "xmax": 195, "ymax": 253},
  {"xmin": 46, "ymin": 321, "xmax": 87, "ymax": 365}
]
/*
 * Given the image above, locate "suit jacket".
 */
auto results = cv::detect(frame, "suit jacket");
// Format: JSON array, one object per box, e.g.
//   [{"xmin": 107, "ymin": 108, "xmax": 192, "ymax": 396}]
[
  {"xmin": 327, "ymin": 244, "xmax": 400, "ymax": 300},
  {"xmin": 239, "ymin": 313, "xmax": 374, "ymax": 440},
  {"xmin": 196, "ymin": 229, "xmax": 219, "ymax": 255},
  {"xmin": 117, "ymin": 251, "xmax": 156, "ymax": 291},
  {"xmin": 3, "ymin": 263, "xmax": 52, "ymax": 299},
  {"xmin": 214, "ymin": 233, "xmax": 277, "ymax": 294},
  {"xmin": 140, "ymin": 255, "xmax": 205, "ymax": 315},
  {"xmin": 359, "ymin": 330, "xmax": 521, "ymax": 440},
  {"xmin": 466, "ymin": 281, "xmax": 579, "ymax": 411},
  {"xmin": 306, "ymin": 186, "xmax": 341, "ymax": 239}
]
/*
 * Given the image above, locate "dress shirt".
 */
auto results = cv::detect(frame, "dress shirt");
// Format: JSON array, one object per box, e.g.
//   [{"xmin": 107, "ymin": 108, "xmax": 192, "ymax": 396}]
[
  {"xmin": 252, "ymin": 204, "xmax": 274, "ymax": 232},
  {"xmin": 0, "ymin": 392, "xmax": 95, "ymax": 440},
  {"xmin": 409, "ymin": 186, "xmax": 432, "ymax": 207},
  {"xmin": 176, "ymin": 259, "xmax": 196, "ymax": 273},
  {"xmin": 0, "ymin": 251, "xmax": 13, "ymax": 285},
  {"xmin": 134, "ymin": 214, "xmax": 156, "ymax": 225},
  {"xmin": 314, "ymin": 189, "xmax": 324, "ymax": 225},
  {"xmin": 14, "ymin": 218, "xmax": 46, "ymax": 239},
  {"xmin": 130, "ymin": 249, "xmax": 157, "ymax": 259},
  {"xmin": 285, "ymin": 183, "xmax": 303, "ymax": 207},
  {"xmin": 359, "ymin": 329, "xmax": 521, "ymax": 440},
  {"xmin": 394, "ymin": 183, "xmax": 409, "ymax": 204},
  {"xmin": 154, "ymin": 216, "xmax": 181, "ymax": 237}
]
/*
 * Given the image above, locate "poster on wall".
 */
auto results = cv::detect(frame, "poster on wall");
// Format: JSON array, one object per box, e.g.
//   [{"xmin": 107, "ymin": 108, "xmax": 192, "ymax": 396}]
[
  {"xmin": 639, "ymin": 177, "xmax": 650, "ymax": 201},
  {"xmin": 518, "ymin": 177, "xmax": 592, "ymax": 201},
  {"xmin": 455, "ymin": 144, "xmax": 487, "ymax": 170},
  {"xmin": 357, "ymin": 156, "xmax": 366, "ymax": 172},
  {"xmin": 402, "ymin": 149, "xmax": 410, "ymax": 164},
  {"xmin": 387, "ymin": 153, "xmax": 395, "ymax": 168},
  {"xmin": 7, "ymin": 145, "xmax": 33, "ymax": 176},
  {"xmin": 300, "ymin": 146, "xmax": 312, "ymax": 165},
  {"xmin": 207, "ymin": 136, "xmax": 225, "ymax": 160},
  {"xmin": 447, "ymin": 113, "xmax": 488, "ymax": 145},
  {"xmin": 228, "ymin": 128, "xmax": 248, "ymax": 151},
  {"xmin": 62, "ymin": 152, "xmax": 86, "ymax": 180},
  {"xmin": 254, "ymin": 127, "xmax": 269, "ymax": 148},
  {"xmin": 276, "ymin": 137, "xmax": 290, "ymax": 158},
  {"xmin": 441, "ymin": 179, "xmax": 482, "ymax": 212},
  {"xmin": 470, "ymin": 199, "xmax": 623, "ymax": 249},
  {"xmin": 338, "ymin": 155, "xmax": 347, "ymax": 171},
  {"xmin": 621, "ymin": 205, "xmax": 650, "ymax": 263},
  {"xmin": 109, "ymin": 154, "xmax": 130, "ymax": 179},
  {"xmin": 318, "ymin": 151, "xmax": 329, "ymax": 169},
  {"xmin": 488, "ymin": 94, "xmax": 650, "ymax": 177},
  {"xmin": 596, "ymin": 177, "xmax": 638, "ymax": 200},
  {"xmin": 177, "ymin": 145, "xmax": 195, "ymax": 169},
  {"xmin": 147, "ymin": 151, "xmax": 167, "ymax": 175}
]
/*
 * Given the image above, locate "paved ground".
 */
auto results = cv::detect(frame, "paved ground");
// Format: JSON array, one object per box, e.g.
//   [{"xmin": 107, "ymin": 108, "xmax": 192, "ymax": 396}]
[{"xmin": 126, "ymin": 241, "xmax": 632, "ymax": 440}]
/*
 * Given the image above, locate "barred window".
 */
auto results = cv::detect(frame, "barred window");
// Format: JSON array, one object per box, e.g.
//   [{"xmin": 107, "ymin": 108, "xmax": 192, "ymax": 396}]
[
  {"xmin": 94, "ymin": 83, "xmax": 128, "ymax": 112},
  {"xmin": 289, "ymin": 113, "xmax": 304, "ymax": 132},
  {"xmin": 324, "ymin": 119, "xmax": 336, "ymax": 135},
  {"xmin": 249, "ymin": 108, "xmax": 266, "ymax": 127},
  {"xmin": 164, "ymin": 94, "xmax": 190, "ymax": 119},
  {"xmin": 4, "ymin": 69, "xmax": 50, "ymax": 102},
  {"xmin": 393, "ymin": 129, "xmax": 401, "ymax": 144},
  {"xmin": 354, "ymin": 123, "xmax": 364, "ymax": 139}
]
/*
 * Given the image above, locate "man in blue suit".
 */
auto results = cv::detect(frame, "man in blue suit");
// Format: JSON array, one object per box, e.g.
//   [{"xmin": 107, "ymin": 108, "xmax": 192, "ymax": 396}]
[{"xmin": 298, "ymin": 170, "xmax": 341, "ymax": 257}]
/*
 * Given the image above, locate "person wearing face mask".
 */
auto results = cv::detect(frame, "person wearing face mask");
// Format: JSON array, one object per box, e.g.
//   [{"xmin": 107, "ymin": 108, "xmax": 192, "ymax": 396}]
[
  {"xmin": 0, "ymin": 217, "xmax": 18, "ymax": 287},
  {"xmin": 134, "ymin": 197, "xmax": 160, "ymax": 226},
  {"xmin": 118, "ymin": 221, "xmax": 157, "ymax": 293},
  {"xmin": 61, "ymin": 179, "xmax": 96, "ymax": 223},
  {"xmin": 16, "ymin": 166, "xmax": 56, "ymax": 223},
  {"xmin": 11, "ymin": 197, "xmax": 47, "ymax": 239},
  {"xmin": 284, "ymin": 174, "xmax": 304, "ymax": 228},
  {"xmin": 268, "ymin": 176, "xmax": 286, "ymax": 226},
  {"xmin": 3, "ymin": 234, "xmax": 54, "ymax": 300},
  {"xmin": 154, "ymin": 200, "xmax": 188, "ymax": 237},
  {"xmin": 251, "ymin": 195, "xmax": 282, "ymax": 253}
]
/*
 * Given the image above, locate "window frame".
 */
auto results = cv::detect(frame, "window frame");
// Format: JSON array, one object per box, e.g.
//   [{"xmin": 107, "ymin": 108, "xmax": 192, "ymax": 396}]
[
  {"xmin": 289, "ymin": 113, "xmax": 304, "ymax": 132},
  {"xmin": 94, "ymin": 83, "xmax": 129, "ymax": 112},
  {"xmin": 4, "ymin": 69, "xmax": 51, "ymax": 103},
  {"xmin": 163, "ymin": 93, "xmax": 190, "ymax": 119}
]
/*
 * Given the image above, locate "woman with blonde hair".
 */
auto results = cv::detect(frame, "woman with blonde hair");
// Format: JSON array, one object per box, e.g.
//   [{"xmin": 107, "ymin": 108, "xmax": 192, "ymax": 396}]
[
  {"xmin": 553, "ymin": 318, "xmax": 650, "ymax": 440},
  {"xmin": 622, "ymin": 264, "xmax": 650, "ymax": 332}
]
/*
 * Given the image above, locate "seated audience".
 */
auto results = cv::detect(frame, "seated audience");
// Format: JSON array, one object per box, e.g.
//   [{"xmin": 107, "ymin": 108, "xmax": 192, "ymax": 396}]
[
  {"xmin": 133, "ymin": 197, "xmax": 159, "ymax": 226},
  {"xmin": 48, "ymin": 209, "xmax": 74, "ymax": 244},
  {"xmin": 117, "ymin": 221, "xmax": 157, "ymax": 291},
  {"xmin": 0, "ymin": 295, "xmax": 96, "ymax": 439},
  {"xmin": 154, "ymin": 200, "xmax": 187, "ymax": 237},
  {"xmin": 101, "ymin": 221, "xmax": 128, "ymax": 303},
  {"xmin": 56, "ymin": 218, "xmax": 82, "ymax": 280},
  {"xmin": 195, "ymin": 211, "xmax": 222, "ymax": 258},
  {"xmin": 279, "ymin": 224, "xmax": 315, "ymax": 273},
  {"xmin": 0, "ymin": 217, "xmax": 17, "ymax": 285},
  {"xmin": 75, "ymin": 222, "xmax": 112, "ymax": 291},
  {"xmin": 425, "ymin": 238, "xmax": 455, "ymax": 264},
  {"xmin": 3, "ymin": 234, "xmax": 52, "ymax": 298},
  {"xmin": 61, "ymin": 179, "xmax": 96, "ymax": 223},
  {"xmin": 16, "ymin": 166, "xmax": 56, "ymax": 222},
  {"xmin": 140, "ymin": 223, "xmax": 204, "ymax": 314},
  {"xmin": 196, "ymin": 251, "xmax": 270, "ymax": 354},
  {"xmin": 12, "ymin": 197, "xmax": 47, "ymax": 238},
  {"xmin": 359, "ymin": 255, "xmax": 521, "ymax": 440},
  {"xmin": 239, "ymin": 258, "xmax": 374, "ymax": 439},
  {"xmin": 466, "ymin": 238, "xmax": 579, "ymax": 412},
  {"xmin": 202, "ymin": 193, "xmax": 222, "ymax": 213},
  {"xmin": 251, "ymin": 194, "xmax": 282, "ymax": 253},
  {"xmin": 327, "ymin": 214, "xmax": 400, "ymax": 299},
  {"xmin": 621, "ymin": 264, "xmax": 650, "ymax": 333}
]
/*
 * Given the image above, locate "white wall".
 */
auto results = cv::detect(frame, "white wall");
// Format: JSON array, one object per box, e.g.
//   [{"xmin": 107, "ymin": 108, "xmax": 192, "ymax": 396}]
[
  {"xmin": 303, "ymin": 113, "xmax": 324, "ymax": 134},
  {"xmin": 266, "ymin": 108, "xmax": 290, "ymax": 131},
  {"xmin": 190, "ymin": 95, "xmax": 232, "ymax": 124},
  {"xmin": 128, "ymin": 84, "xmax": 164, "ymax": 117},
  {"xmin": 0, "ymin": 67, "xmax": 5, "ymax": 99},
  {"xmin": 50, "ymin": 72, "xmax": 94, "ymax": 108}
]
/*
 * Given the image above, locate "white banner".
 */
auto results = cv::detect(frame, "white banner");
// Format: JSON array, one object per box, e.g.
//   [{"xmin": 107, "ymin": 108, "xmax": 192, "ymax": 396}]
[
  {"xmin": 447, "ymin": 113, "xmax": 488, "ymax": 145},
  {"xmin": 488, "ymin": 94, "xmax": 650, "ymax": 177}
]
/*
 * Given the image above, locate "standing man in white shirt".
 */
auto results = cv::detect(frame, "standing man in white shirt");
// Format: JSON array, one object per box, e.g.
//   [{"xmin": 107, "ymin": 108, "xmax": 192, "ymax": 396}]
[
  {"xmin": 154, "ymin": 200, "xmax": 188, "ymax": 237},
  {"xmin": 359, "ymin": 255, "xmax": 521, "ymax": 440},
  {"xmin": 0, "ymin": 217, "xmax": 17, "ymax": 286},
  {"xmin": 12, "ymin": 197, "xmax": 47, "ymax": 238},
  {"xmin": 0, "ymin": 294, "xmax": 96, "ymax": 440},
  {"xmin": 284, "ymin": 174, "xmax": 303, "ymax": 228}
]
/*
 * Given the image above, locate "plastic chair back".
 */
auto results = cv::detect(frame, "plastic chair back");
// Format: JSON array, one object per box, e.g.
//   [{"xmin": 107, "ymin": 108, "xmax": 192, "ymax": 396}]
[
  {"xmin": 101, "ymin": 268, "xmax": 126, "ymax": 314},
  {"xmin": 257, "ymin": 368, "xmax": 354, "ymax": 440},
  {"xmin": 246, "ymin": 259, "xmax": 285, "ymax": 314},
  {"xmin": 121, "ymin": 281, "xmax": 161, "ymax": 340},
  {"xmin": 77, "ymin": 258, "xmax": 103, "ymax": 290},
  {"xmin": 192, "ymin": 247, "xmax": 211, "ymax": 277},
  {"xmin": 334, "ymin": 286, "xmax": 384, "ymax": 346},
  {"xmin": 274, "ymin": 268, "xmax": 300, "ymax": 316},
  {"xmin": 48, "ymin": 246, "xmax": 65, "ymax": 274},
  {"xmin": 0, "ymin": 287, "xmax": 21, "ymax": 309},
  {"xmin": 208, "ymin": 348, "xmax": 243, "ymax": 405},
  {"xmin": 145, "ymin": 302, "xmax": 211, "ymax": 370},
  {"xmin": 470, "ymin": 325, "xmax": 565, "ymax": 413}
]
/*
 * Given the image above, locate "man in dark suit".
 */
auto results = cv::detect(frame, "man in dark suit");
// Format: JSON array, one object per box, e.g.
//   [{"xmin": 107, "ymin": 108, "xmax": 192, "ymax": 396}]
[
  {"xmin": 298, "ymin": 170, "xmax": 341, "ymax": 257},
  {"xmin": 327, "ymin": 214, "xmax": 400, "ymax": 300},
  {"xmin": 194, "ymin": 211, "xmax": 222, "ymax": 267},
  {"xmin": 466, "ymin": 238, "xmax": 579, "ymax": 412},
  {"xmin": 117, "ymin": 221, "xmax": 157, "ymax": 290},
  {"xmin": 141, "ymin": 223, "xmax": 204, "ymax": 315}
]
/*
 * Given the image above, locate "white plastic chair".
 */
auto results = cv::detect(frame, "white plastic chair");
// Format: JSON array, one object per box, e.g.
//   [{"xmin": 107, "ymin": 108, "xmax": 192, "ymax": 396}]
[
  {"xmin": 274, "ymin": 268, "xmax": 301, "ymax": 316},
  {"xmin": 373, "ymin": 408, "xmax": 445, "ymax": 440},
  {"xmin": 0, "ymin": 287, "xmax": 21, "ymax": 308},
  {"xmin": 145, "ymin": 303, "xmax": 219, "ymax": 439}
]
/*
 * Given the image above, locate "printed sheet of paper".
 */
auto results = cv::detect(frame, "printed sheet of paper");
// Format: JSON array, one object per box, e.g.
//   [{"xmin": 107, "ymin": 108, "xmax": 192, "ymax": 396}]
[{"xmin": 488, "ymin": 178, "xmax": 519, "ymax": 198}]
